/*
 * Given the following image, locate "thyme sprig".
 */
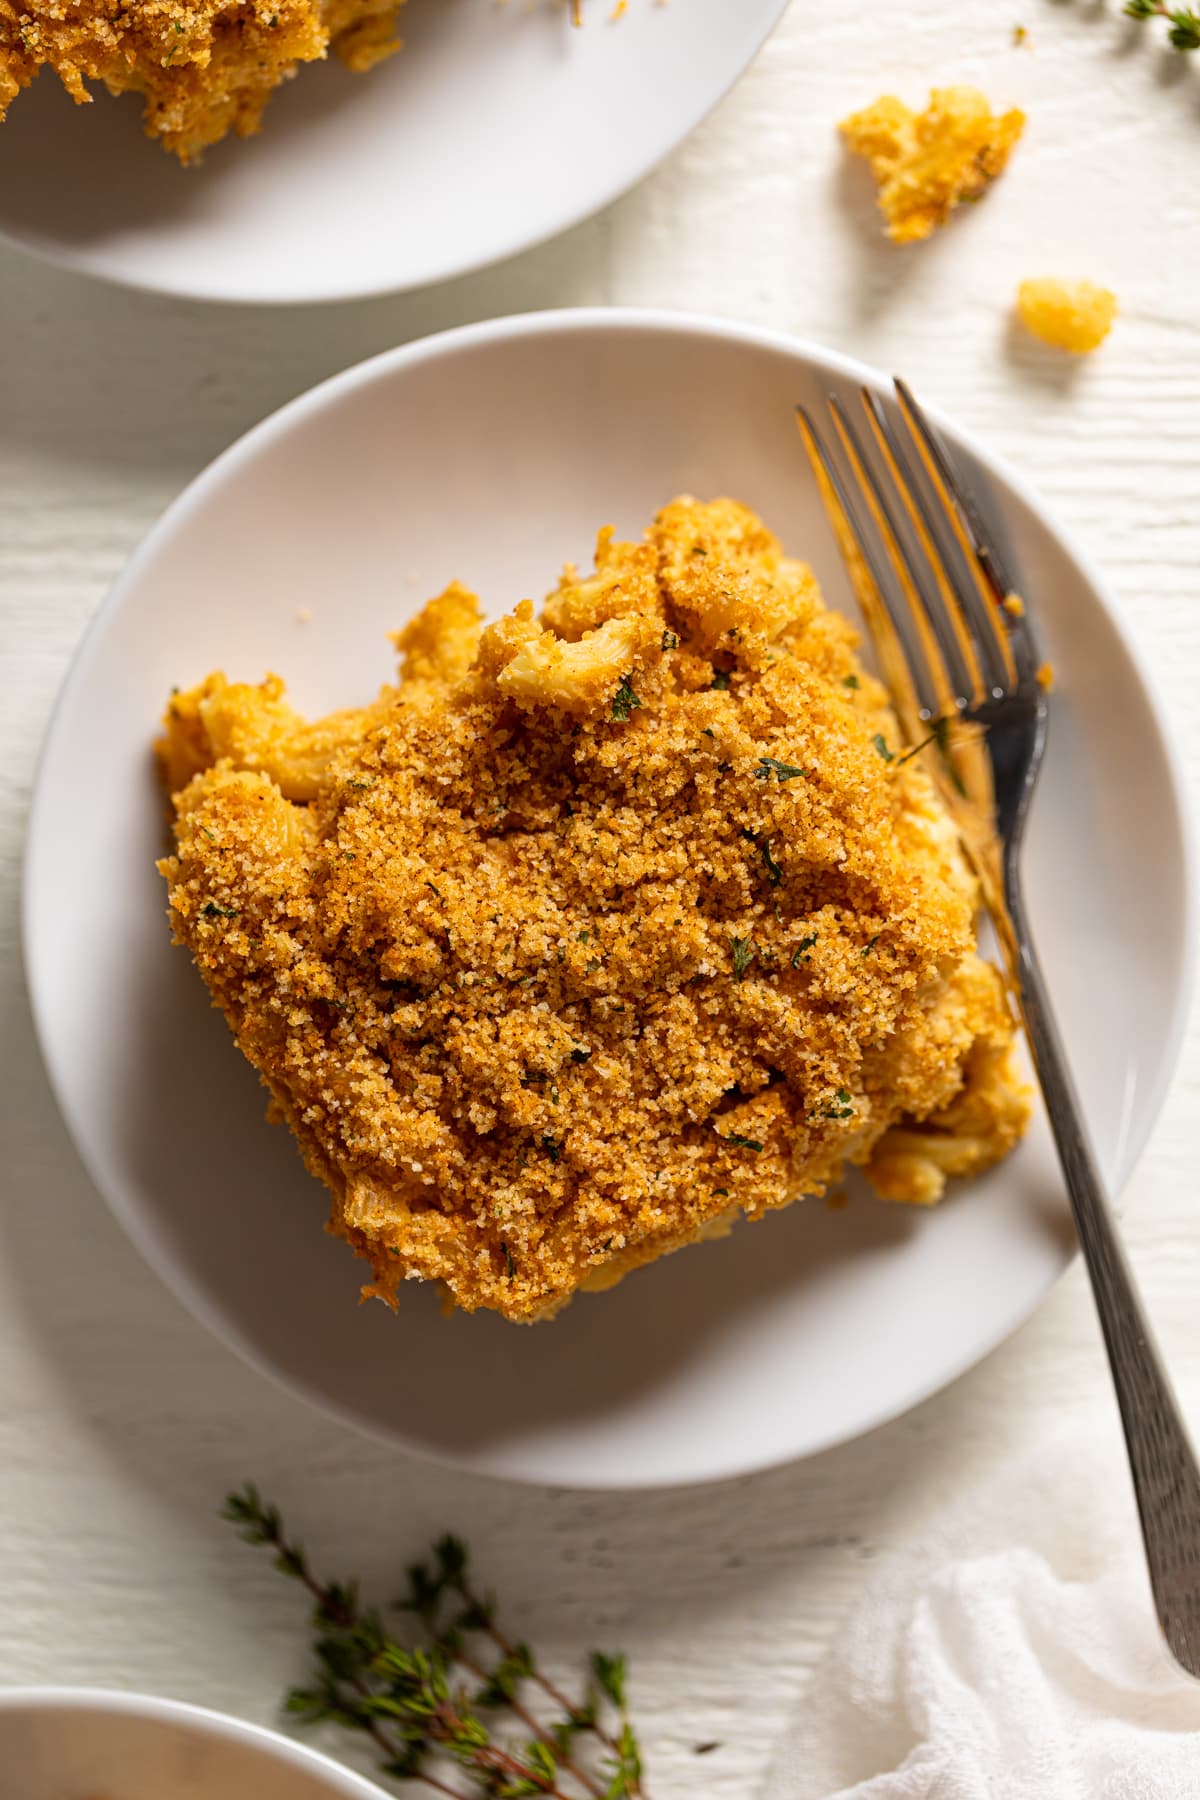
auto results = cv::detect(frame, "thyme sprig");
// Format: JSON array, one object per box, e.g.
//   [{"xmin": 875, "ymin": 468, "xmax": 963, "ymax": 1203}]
[
  {"xmin": 1124, "ymin": 0, "xmax": 1200, "ymax": 50},
  {"xmin": 222, "ymin": 1487, "xmax": 647, "ymax": 1800}
]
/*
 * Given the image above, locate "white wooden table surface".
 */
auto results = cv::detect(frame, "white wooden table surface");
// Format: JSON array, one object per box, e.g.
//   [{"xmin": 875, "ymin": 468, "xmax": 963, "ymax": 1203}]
[{"xmin": 2, "ymin": 5, "xmax": 1199, "ymax": 1795}]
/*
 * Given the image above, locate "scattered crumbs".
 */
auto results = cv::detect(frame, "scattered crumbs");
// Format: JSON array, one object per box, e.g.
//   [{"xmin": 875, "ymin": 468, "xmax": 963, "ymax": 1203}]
[
  {"xmin": 1036, "ymin": 662, "xmax": 1055, "ymax": 691},
  {"xmin": 296, "ymin": 606, "xmax": 312, "ymax": 624},
  {"xmin": 840, "ymin": 87, "xmax": 1025, "ymax": 243},
  {"xmin": 1016, "ymin": 278, "xmax": 1117, "ymax": 354},
  {"xmin": 1012, "ymin": 22, "xmax": 1029, "ymax": 45},
  {"xmin": 1002, "ymin": 593, "xmax": 1025, "ymax": 618}
]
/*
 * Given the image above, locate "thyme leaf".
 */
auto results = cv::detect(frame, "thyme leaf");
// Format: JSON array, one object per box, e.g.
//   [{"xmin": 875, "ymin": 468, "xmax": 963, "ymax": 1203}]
[
  {"xmin": 221, "ymin": 1486, "xmax": 648, "ymax": 1799},
  {"xmin": 611, "ymin": 676, "xmax": 642, "ymax": 722},
  {"xmin": 755, "ymin": 756, "xmax": 807, "ymax": 783},
  {"xmin": 729, "ymin": 934, "xmax": 755, "ymax": 982}
]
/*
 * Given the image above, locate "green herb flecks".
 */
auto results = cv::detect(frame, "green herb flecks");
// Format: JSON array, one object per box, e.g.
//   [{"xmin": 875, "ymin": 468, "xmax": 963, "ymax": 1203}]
[
  {"xmin": 570, "ymin": 1047, "xmax": 591, "ymax": 1065},
  {"xmin": 710, "ymin": 668, "xmax": 732, "ymax": 691},
  {"xmin": 504, "ymin": 1246, "xmax": 517, "ymax": 1281},
  {"xmin": 201, "ymin": 901, "xmax": 238, "ymax": 919},
  {"xmin": 729, "ymin": 935, "xmax": 755, "ymax": 982},
  {"xmin": 759, "ymin": 838, "xmax": 783, "ymax": 887},
  {"xmin": 872, "ymin": 734, "xmax": 894, "ymax": 764},
  {"xmin": 222, "ymin": 1486, "xmax": 647, "ymax": 1798},
  {"xmin": 660, "ymin": 630, "xmax": 679, "ymax": 652},
  {"xmin": 755, "ymin": 757, "xmax": 807, "ymax": 783},
  {"xmin": 894, "ymin": 714, "xmax": 967, "ymax": 797},
  {"xmin": 842, "ymin": 674, "xmax": 860, "ymax": 690},
  {"xmin": 861, "ymin": 934, "xmax": 880, "ymax": 957},
  {"xmin": 1125, "ymin": 0, "xmax": 1200, "ymax": 49},
  {"xmin": 720, "ymin": 1133, "xmax": 764, "ymax": 1152},
  {"xmin": 896, "ymin": 715, "xmax": 951, "ymax": 767},
  {"xmin": 822, "ymin": 1088, "xmax": 855, "ymax": 1121},
  {"xmin": 791, "ymin": 932, "xmax": 818, "ymax": 966},
  {"xmin": 611, "ymin": 676, "xmax": 642, "ymax": 722},
  {"xmin": 541, "ymin": 1135, "xmax": 561, "ymax": 1163}
]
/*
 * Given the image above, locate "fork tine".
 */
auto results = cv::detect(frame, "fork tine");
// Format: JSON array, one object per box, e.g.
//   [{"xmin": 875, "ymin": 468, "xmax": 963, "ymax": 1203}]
[
  {"xmin": 830, "ymin": 394, "xmax": 975, "ymax": 718},
  {"xmin": 893, "ymin": 379, "xmax": 1038, "ymax": 692},
  {"xmin": 858, "ymin": 388, "xmax": 1001, "ymax": 705},
  {"xmin": 797, "ymin": 394, "xmax": 1002, "ymax": 845},
  {"xmin": 794, "ymin": 404, "xmax": 927, "ymax": 742}
]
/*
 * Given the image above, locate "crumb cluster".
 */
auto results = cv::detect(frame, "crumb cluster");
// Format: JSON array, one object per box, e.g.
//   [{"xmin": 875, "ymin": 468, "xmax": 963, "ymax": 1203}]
[
  {"xmin": 158, "ymin": 499, "xmax": 1029, "ymax": 1323},
  {"xmin": 840, "ymin": 85, "xmax": 1025, "ymax": 244},
  {"xmin": 0, "ymin": 0, "xmax": 403, "ymax": 159}
]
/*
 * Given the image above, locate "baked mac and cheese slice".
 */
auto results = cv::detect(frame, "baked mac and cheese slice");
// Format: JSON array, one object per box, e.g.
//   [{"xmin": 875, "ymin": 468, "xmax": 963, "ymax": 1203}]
[{"xmin": 158, "ymin": 499, "xmax": 1030, "ymax": 1322}]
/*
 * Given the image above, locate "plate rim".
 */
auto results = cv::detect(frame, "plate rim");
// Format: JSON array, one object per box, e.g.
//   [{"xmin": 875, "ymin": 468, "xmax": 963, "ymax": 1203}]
[
  {"xmin": 22, "ymin": 307, "xmax": 1199, "ymax": 1489},
  {"xmin": 0, "ymin": 1, "xmax": 792, "ymax": 307},
  {"xmin": 0, "ymin": 1685, "xmax": 391, "ymax": 1795}
]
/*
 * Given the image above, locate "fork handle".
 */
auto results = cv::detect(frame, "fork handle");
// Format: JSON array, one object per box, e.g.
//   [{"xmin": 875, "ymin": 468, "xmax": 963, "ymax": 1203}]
[{"xmin": 1007, "ymin": 873, "xmax": 1200, "ymax": 1677}]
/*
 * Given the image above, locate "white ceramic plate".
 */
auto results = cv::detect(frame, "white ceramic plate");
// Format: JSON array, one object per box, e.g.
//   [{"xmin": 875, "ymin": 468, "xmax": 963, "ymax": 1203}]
[
  {"xmin": 0, "ymin": 0, "xmax": 788, "ymax": 305},
  {"xmin": 24, "ymin": 311, "xmax": 1194, "ymax": 1489},
  {"xmin": 0, "ymin": 1688, "xmax": 384, "ymax": 1799}
]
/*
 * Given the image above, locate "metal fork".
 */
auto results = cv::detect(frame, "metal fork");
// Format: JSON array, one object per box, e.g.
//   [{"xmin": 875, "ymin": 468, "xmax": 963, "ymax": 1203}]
[{"xmin": 797, "ymin": 379, "xmax": 1200, "ymax": 1679}]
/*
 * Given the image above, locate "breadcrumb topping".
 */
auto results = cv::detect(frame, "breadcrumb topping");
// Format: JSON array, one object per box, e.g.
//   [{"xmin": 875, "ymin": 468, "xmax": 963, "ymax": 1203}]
[
  {"xmin": 157, "ymin": 499, "xmax": 1029, "ymax": 1323},
  {"xmin": 1016, "ymin": 278, "xmax": 1117, "ymax": 354},
  {"xmin": 840, "ymin": 86, "xmax": 1025, "ymax": 244},
  {"xmin": 0, "ymin": 0, "xmax": 403, "ymax": 159}
]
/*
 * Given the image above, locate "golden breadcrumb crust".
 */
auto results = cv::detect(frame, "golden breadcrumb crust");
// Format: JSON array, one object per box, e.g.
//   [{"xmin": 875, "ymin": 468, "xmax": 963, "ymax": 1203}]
[
  {"xmin": 0, "ymin": 0, "xmax": 403, "ymax": 160},
  {"xmin": 1016, "ymin": 278, "xmax": 1117, "ymax": 354},
  {"xmin": 157, "ymin": 499, "xmax": 1030, "ymax": 1323},
  {"xmin": 840, "ymin": 86, "xmax": 1025, "ymax": 244}
]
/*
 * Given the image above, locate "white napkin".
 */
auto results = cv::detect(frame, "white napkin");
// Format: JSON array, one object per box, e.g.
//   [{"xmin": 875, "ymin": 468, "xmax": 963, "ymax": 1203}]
[{"xmin": 765, "ymin": 1427, "xmax": 1200, "ymax": 1799}]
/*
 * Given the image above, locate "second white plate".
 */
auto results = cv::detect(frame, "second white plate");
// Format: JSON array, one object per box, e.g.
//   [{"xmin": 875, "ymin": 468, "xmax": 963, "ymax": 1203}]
[
  {"xmin": 24, "ymin": 311, "xmax": 1194, "ymax": 1487},
  {"xmin": 0, "ymin": 0, "xmax": 788, "ymax": 304}
]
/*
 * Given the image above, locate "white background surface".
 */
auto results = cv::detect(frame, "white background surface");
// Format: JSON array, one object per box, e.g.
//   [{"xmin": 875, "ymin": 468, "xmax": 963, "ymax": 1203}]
[{"xmin": 2, "ymin": 4, "xmax": 1198, "ymax": 1795}]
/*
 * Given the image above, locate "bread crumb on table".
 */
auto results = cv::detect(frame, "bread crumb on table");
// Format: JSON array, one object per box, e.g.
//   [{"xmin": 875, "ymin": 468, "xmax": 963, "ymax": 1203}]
[
  {"xmin": 157, "ymin": 499, "xmax": 1030, "ymax": 1323},
  {"xmin": 840, "ymin": 86, "xmax": 1025, "ymax": 244},
  {"xmin": 1016, "ymin": 278, "xmax": 1118, "ymax": 354}
]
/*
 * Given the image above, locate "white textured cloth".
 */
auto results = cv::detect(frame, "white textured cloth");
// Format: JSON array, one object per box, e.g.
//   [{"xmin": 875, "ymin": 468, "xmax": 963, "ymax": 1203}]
[{"xmin": 765, "ymin": 1429, "xmax": 1200, "ymax": 1799}]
